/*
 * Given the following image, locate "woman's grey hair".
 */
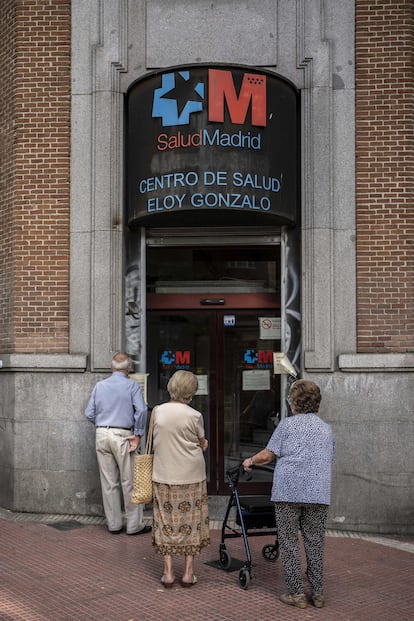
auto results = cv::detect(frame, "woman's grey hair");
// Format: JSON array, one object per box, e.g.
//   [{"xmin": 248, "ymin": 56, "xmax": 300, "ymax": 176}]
[
  {"xmin": 167, "ymin": 370, "xmax": 198, "ymax": 404},
  {"xmin": 111, "ymin": 352, "xmax": 133, "ymax": 372},
  {"xmin": 288, "ymin": 379, "xmax": 321, "ymax": 413}
]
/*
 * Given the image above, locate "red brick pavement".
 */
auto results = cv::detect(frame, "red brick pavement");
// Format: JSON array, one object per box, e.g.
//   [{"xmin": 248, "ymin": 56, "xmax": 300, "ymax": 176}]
[{"xmin": 0, "ymin": 519, "xmax": 413, "ymax": 621}]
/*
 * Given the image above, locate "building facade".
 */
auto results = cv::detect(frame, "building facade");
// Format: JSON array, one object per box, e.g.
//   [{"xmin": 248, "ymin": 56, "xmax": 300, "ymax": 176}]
[{"xmin": 0, "ymin": 0, "xmax": 413, "ymax": 533}]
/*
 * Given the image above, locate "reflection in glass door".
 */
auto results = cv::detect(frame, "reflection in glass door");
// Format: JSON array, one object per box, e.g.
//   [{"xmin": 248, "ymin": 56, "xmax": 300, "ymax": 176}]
[
  {"xmin": 222, "ymin": 312, "xmax": 280, "ymax": 494},
  {"xmin": 147, "ymin": 310, "xmax": 280, "ymax": 495}
]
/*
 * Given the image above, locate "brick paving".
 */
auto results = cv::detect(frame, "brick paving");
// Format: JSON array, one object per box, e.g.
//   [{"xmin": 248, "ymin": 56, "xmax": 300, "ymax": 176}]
[{"xmin": 0, "ymin": 516, "xmax": 413, "ymax": 621}]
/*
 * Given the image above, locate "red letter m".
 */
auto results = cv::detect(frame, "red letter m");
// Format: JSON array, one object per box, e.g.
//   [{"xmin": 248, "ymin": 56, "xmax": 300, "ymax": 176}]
[
  {"xmin": 258, "ymin": 350, "xmax": 273, "ymax": 364},
  {"xmin": 175, "ymin": 351, "xmax": 190, "ymax": 365},
  {"xmin": 208, "ymin": 69, "xmax": 266, "ymax": 127}
]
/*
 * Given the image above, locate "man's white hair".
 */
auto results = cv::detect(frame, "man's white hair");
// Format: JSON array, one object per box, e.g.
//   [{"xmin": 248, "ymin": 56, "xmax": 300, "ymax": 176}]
[{"xmin": 111, "ymin": 353, "xmax": 132, "ymax": 371}]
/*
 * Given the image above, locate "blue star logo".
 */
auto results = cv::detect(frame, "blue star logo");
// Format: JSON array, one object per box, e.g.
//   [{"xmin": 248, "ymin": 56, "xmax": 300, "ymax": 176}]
[
  {"xmin": 244, "ymin": 349, "xmax": 258, "ymax": 364},
  {"xmin": 152, "ymin": 71, "xmax": 204, "ymax": 127},
  {"xmin": 161, "ymin": 350, "xmax": 175, "ymax": 365}
]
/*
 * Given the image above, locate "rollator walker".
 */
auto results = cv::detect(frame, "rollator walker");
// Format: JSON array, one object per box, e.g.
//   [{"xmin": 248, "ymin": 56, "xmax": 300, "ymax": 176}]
[{"xmin": 218, "ymin": 463, "xmax": 279, "ymax": 589}]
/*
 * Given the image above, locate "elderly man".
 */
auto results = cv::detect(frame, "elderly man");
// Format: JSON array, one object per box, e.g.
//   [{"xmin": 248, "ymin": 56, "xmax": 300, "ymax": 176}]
[{"xmin": 85, "ymin": 352, "xmax": 151, "ymax": 535}]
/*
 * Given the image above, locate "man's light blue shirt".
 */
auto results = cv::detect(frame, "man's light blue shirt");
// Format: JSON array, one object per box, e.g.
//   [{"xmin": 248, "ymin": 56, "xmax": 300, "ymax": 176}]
[
  {"xmin": 266, "ymin": 413, "xmax": 335, "ymax": 505},
  {"xmin": 85, "ymin": 372, "xmax": 147, "ymax": 436}
]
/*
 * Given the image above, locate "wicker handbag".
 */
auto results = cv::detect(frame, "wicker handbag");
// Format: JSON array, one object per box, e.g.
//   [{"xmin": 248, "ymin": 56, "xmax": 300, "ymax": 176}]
[{"xmin": 131, "ymin": 408, "xmax": 155, "ymax": 505}]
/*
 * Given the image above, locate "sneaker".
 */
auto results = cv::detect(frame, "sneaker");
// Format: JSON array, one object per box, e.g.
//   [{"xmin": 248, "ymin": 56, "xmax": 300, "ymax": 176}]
[
  {"xmin": 279, "ymin": 593, "xmax": 308, "ymax": 609},
  {"xmin": 312, "ymin": 593, "xmax": 325, "ymax": 608}
]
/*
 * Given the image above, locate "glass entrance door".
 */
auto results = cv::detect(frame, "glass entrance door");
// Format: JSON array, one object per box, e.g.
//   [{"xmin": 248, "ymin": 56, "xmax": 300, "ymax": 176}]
[
  {"xmin": 221, "ymin": 311, "xmax": 280, "ymax": 494},
  {"xmin": 147, "ymin": 310, "xmax": 281, "ymax": 495}
]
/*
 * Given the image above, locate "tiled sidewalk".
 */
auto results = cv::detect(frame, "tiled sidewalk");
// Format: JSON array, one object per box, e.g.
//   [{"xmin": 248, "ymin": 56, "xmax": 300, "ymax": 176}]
[{"xmin": 0, "ymin": 515, "xmax": 413, "ymax": 621}]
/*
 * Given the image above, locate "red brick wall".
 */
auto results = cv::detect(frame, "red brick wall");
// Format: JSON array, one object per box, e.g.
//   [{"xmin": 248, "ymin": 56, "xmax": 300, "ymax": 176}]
[
  {"xmin": 0, "ymin": 0, "xmax": 71, "ymax": 353},
  {"xmin": 355, "ymin": 0, "xmax": 414, "ymax": 352},
  {"xmin": 0, "ymin": 0, "xmax": 17, "ymax": 351}
]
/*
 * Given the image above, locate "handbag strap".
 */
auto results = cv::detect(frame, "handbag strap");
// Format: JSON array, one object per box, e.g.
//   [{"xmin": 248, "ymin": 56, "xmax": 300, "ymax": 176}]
[{"xmin": 144, "ymin": 406, "xmax": 156, "ymax": 454}]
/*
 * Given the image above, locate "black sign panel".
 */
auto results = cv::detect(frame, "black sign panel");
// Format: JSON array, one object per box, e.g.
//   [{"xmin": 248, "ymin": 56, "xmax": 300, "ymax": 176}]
[{"xmin": 126, "ymin": 65, "xmax": 299, "ymax": 227}]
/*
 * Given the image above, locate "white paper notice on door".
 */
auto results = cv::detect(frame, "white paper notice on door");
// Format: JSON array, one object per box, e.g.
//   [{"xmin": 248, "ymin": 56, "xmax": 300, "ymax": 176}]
[
  {"xmin": 196, "ymin": 374, "xmax": 209, "ymax": 395},
  {"xmin": 242, "ymin": 369, "xmax": 270, "ymax": 391},
  {"xmin": 259, "ymin": 317, "xmax": 281, "ymax": 339}
]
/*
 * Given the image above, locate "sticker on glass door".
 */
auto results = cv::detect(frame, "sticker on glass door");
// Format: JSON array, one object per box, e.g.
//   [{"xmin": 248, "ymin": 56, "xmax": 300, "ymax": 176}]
[{"xmin": 223, "ymin": 314, "xmax": 236, "ymax": 327}]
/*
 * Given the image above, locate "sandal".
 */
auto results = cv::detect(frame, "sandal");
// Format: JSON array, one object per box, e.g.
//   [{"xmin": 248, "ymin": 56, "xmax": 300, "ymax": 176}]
[
  {"xmin": 181, "ymin": 575, "xmax": 198, "ymax": 588},
  {"xmin": 160, "ymin": 576, "xmax": 175, "ymax": 589}
]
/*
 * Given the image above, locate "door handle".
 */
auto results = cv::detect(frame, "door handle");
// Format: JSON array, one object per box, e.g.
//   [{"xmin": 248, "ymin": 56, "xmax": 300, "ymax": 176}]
[{"xmin": 200, "ymin": 298, "xmax": 225, "ymax": 305}]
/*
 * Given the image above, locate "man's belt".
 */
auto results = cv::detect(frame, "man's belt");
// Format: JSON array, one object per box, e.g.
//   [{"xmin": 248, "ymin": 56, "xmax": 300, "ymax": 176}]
[{"xmin": 96, "ymin": 426, "xmax": 133, "ymax": 431}]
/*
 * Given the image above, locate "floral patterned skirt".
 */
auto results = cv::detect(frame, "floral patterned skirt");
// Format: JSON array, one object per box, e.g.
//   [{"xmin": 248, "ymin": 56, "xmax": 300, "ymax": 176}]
[{"xmin": 152, "ymin": 480, "xmax": 210, "ymax": 556}]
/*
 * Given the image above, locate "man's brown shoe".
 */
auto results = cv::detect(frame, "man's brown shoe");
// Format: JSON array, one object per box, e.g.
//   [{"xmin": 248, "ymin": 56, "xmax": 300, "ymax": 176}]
[
  {"xmin": 279, "ymin": 593, "xmax": 308, "ymax": 609},
  {"xmin": 312, "ymin": 593, "xmax": 325, "ymax": 608}
]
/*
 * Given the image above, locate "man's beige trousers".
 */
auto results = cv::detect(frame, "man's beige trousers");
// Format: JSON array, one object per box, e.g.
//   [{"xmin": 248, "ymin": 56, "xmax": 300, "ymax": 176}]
[{"xmin": 95, "ymin": 427, "xmax": 145, "ymax": 533}]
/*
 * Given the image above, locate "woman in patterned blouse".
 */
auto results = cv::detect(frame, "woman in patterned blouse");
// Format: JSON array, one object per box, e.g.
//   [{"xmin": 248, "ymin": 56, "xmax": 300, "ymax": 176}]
[{"xmin": 243, "ymin": 379, "xmax": 335, "ymax": 610}]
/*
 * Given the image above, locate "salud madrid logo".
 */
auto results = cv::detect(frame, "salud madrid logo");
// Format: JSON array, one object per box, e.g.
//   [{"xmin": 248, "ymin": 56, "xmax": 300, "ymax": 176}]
[
  {"xmin": 243, "ymin": 348, "xmax": 273, "ymax": 369},
  {"xmin": 160, "ymin": 350, "xmax": 191, "ymax": 370},
  {"xmin": 152, "ymin": 68, "xmax": 266, "ymax": 151}
]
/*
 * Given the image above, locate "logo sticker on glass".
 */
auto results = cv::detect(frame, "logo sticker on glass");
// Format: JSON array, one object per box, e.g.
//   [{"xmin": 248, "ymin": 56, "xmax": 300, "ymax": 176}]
[
  {"xmin": 160, "ymin": 350, "xmax": 191, "ymax": 370},
  {"xmin": 243, "ymin": 348, "xmax": 273, "ymax": 369},
  {"xmin": 224, "ymin": 315, "xmax": 236, "ymax": 327}
]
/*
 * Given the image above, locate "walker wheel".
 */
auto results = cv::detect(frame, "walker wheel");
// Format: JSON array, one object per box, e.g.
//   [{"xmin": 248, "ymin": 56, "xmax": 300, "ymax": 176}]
[
  {"xmin": 238, "ymin": 567, "xmax": 250, "ymax": 589},
  {"xmin": 262, "ymin": 543, "xmax": 280, "ymax": 561},
  {"xmin": 219, "ymin": 547, "xmax": 232, "ymax": 569}
]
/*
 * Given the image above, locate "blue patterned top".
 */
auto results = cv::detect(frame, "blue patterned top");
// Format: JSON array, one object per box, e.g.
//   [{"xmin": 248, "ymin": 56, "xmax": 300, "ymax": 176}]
[{"xmin": 266, "ymin": 413, "xmax": 335, "ymax": 505}]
